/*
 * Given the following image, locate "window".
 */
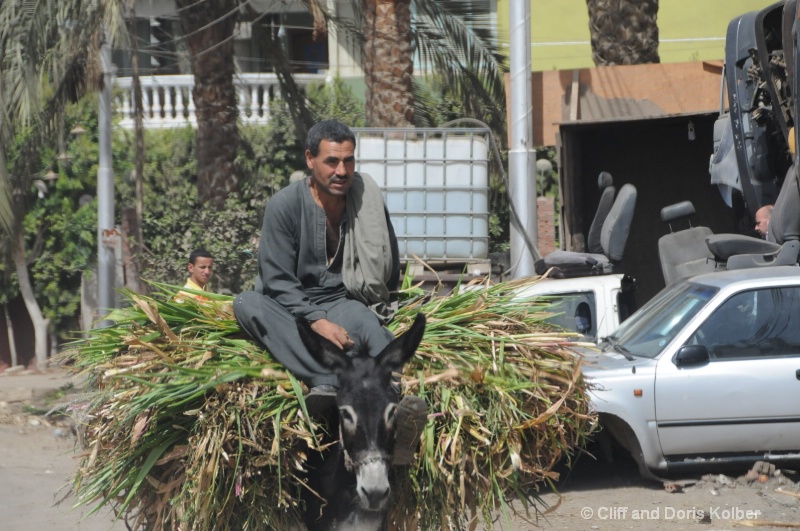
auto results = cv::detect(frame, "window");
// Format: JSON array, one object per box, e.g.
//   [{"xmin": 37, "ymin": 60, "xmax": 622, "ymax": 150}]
[
  {"xmin": 609, "ymin": 281, "xmax": 717, "ymax": 358},
  {"xmin": 541, "ymin": 292, "xmax": 596, "ymax": 338},
  {"xmin": 690, "ymin": 286, "xmax": 800, "ymax": 360}
]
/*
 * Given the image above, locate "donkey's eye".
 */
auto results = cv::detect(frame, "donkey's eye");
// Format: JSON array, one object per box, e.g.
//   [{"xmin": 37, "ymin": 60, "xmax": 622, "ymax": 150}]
[
  {"xmin": 339, "ymin": 405, "xmax": 357, "ymax": 430},
  {"xmin": 384, "ymin": 403, "xmax": 398, "ymax": 426}
]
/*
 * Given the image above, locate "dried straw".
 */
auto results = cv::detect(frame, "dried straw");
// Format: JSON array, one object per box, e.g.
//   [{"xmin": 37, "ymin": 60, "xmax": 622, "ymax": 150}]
[{"xmin": 61, "ymin": 275, "xmax": 595, "ymax": 530}]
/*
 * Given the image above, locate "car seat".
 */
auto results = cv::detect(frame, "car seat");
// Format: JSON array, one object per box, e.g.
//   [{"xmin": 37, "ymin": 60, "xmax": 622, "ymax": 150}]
[
  {"xmin": 587, "ymin": 172, "xmax": 616, "ymax": 254},
  {"xmin": 536, "ymin": 183, "xmax": 637, "ymax": 276},
  {"xmin": 657, "ymin": 201, "xmax": 717, "ymax": 285},
  {"xmin": 722, "ymin": 164, "xmax": 800, "ymax": 269}
]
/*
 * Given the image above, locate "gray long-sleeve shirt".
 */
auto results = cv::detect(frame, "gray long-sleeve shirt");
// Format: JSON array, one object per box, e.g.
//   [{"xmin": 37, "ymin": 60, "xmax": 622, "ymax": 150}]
[{"xmin": 255, "ymin": 178, "xmax": 399, "ymax": 322}]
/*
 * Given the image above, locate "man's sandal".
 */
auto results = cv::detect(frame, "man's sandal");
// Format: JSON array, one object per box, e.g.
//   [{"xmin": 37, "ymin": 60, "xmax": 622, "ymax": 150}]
[
  {"xmin": 393, "ymin": 395, "xmax": 429, "ymax": 466},
  {"xmin": 304, "ymin": 385, "xmax": 337, "ymax": 416}
]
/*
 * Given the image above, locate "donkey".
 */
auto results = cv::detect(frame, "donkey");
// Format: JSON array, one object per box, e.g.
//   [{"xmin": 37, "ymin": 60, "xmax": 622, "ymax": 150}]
[{"xmin": 296, "ymin": 313, "xmax": 427, "ymax": 531}]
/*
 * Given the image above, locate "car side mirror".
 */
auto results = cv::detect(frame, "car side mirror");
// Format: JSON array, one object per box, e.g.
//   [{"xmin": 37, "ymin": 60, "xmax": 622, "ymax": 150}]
[{"xmin": 673, "ymin": 345, "xmax": 710, "ymax": 367}]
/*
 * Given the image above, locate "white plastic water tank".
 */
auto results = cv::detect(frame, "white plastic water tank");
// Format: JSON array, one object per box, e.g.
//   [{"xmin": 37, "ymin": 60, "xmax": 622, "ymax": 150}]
[{"xmin": 353, "ymin": 128, "xmax": 490, "ymax": 261}]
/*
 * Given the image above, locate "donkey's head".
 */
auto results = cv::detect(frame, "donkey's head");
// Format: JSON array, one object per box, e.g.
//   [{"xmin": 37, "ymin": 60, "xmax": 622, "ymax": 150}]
[{"xmin": 297, "ymin": 313, "xmax": 426, "ymax": 513}]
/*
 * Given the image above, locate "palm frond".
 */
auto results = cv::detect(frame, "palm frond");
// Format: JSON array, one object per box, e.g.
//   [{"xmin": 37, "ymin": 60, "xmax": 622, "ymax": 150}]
[
  {"xmin": 0, "ymin": 0, "xmax": 127, "ymax": 235},
  {"xmin": 413, "ymin": 2, "xmax": 506, "ymax": 101}
]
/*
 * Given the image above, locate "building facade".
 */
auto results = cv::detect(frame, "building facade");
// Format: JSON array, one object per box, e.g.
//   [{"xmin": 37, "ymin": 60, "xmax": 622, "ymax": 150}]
[{"xmin": 116, "ymin": 0, "xmax": 363, "ymax": 128}]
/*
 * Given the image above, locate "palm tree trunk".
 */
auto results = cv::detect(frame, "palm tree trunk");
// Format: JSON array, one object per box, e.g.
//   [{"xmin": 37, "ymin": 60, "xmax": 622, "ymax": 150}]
[
  {"xmin": 586, "ymin": 0, "xmax": 660, "ymax": 66},
  {"xmin": 0, "ymin": 101, "xmax": 44, "ymax": 367},
  {"xmin": 4, "ymin": 305, "xmax": 18, "ymax": 367},
  {"xmin": 176, "ymin": 0, "xmax": 240, "ymax": 207},
  {"xmin": 128, "ymin": 1, "xmax": 145, "ymax": 294},
  {"xmin": 363, "ymin": 0, "xmax": 415, "ymax": 127},
  {"xmin": 13, "ymin": 231, "xmax": 48, "ymax": 369}
]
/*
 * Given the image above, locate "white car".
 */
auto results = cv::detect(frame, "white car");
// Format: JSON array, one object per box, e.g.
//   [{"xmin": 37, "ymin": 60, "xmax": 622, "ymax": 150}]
[{"xmin": 580, "ymin": 265, "xmax": 800, "ymax": 479}]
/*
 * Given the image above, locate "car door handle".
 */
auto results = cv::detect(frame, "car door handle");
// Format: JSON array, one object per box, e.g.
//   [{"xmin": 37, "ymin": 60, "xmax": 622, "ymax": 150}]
[{"xmin": 797, "ymin": 369, "xmax": 800, "ymax": 380}]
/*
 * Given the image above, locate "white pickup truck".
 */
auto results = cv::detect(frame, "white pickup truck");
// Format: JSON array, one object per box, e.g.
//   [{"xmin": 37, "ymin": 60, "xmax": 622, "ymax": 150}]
[{"xmin": 515, "ymin": 273, "xmax": 638, "ymax": 342}]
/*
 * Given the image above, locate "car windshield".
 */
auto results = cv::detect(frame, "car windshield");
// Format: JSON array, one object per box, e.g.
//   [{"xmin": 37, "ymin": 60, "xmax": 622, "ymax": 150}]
[{"xmin": 603, "ymin": 281, "xmax": 718, "ymax": 358}]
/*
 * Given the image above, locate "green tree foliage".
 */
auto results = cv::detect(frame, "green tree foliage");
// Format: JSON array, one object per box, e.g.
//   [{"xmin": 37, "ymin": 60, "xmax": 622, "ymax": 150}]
[
  {"xmin": 114, "ymin": 95, "xmax": 313, "ymax": 296},
  {"xmin": 25, "ymin": 194, "xmax": 96, "ymax": 332},
  {"xmin": 238, "ymin": 102, "xmax": 306, "ymax": 201},
  {"xmin": 307, "ymin": 76, "xmax": 366, "ymax": 127},
  {"xmin": 0, "ymin": 97, "xmax": 104, "ymax": 336}
]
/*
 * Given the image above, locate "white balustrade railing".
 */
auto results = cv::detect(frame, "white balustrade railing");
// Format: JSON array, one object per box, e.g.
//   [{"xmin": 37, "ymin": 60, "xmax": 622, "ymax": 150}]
[{"xmin": 115, "ymin": 72, "xmax": 328, "ymax": 129}]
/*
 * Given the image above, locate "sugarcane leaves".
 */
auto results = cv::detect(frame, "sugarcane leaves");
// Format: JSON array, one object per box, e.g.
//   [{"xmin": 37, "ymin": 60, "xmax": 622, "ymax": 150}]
[
  {"xmin": 289, "ymin": 372, "xmax": 324, "ymax": 445},
  {"xmin": 66, "ymin": 273, "xmax": 594, "ymax": 530},
  {"xmin": 383, "ymin": 276, "xmax": 594, "ymax": 529},
  {"xmin": 131, "ymin": 410, "xmax": 152, "ymax": 445},
  {"xmin": 514, "ymin": 357, "xmax": 583, "ymax": 431},
  {"xmin": 124, "ymin": 338, "xmax": 176, "ymax": 365},
  {"xmin": 121, "ymin": 435, "xmax": 181, "ymax": 512},
  {"xmin": 131, "ymin": 293, "xmax": 179, "ymax": 342}
]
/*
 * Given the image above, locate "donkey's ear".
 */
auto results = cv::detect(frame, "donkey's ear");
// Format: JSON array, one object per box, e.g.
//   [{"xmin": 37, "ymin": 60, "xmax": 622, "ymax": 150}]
[
  {"xmin": 376, "ymin": 313, "xmax": 426, "ymax": 370},
  {"xmin": 295, "ymin": 317, "xmax": 350, "ymax": 370}
]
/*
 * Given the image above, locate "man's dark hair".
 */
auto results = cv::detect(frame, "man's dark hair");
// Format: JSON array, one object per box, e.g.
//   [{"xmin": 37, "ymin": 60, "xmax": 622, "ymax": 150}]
[
  {"xmin": 189, "ymin": 248, "xmax": 213, "ymax": 265},
  {"xmin": 306, "ymin": 119, "xmax": 356, "ymax": 156}
]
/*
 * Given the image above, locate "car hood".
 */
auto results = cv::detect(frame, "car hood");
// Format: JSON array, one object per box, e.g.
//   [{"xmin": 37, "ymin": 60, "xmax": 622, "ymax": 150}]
[{"xmin": 573, "ymin": 345, "xmax": 658, "ymax": 377}]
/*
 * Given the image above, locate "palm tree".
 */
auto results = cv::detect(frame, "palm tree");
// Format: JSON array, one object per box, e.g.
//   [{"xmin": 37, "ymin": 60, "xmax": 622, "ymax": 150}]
[
  {"xmin": 585, "ymin": 0, "xmax": 660, "ymax": 66},
  {"xmin": 0, "ymin": 1, "xmax": 505, "ymax": 217},
  {"xmin": 363, "ymin": 0, "xmax": 415, "ymax": 126},
  {"xmin": 311, "ymin": 0, "xmax": 506, "ymax": 130},
  {"xmin": 412, "ymin": 1, "xmax": 506, "ymax": 133},
  {"xmin": 0, "ymin": 0, "xmax": 127, "ymax": 367},
  {"xmin": 175, "ymin": 0, "xmax": 240, "ymax": 207},
  {"xmin": 0, "ymin": 1, "xmax": 246, "ymax": 216},
  {"xmin": 0, "ymin": 136, "xmax": 11, "ymax": 234}
]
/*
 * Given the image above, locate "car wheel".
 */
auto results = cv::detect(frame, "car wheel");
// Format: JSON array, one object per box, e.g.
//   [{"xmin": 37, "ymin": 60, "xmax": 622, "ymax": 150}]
[{"xmin": 600, "ymin": 414, "xmax": 662, "ymax": 482}]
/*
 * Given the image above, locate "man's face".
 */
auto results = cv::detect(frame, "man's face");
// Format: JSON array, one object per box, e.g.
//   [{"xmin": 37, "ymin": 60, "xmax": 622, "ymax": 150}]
[
  {"xmin": 306, "ymin": 139, "xmax": 356, "ymax": 199},
  {"xmin": 188, "ymin": 257, "xmax": 213, "ymax": 287}
]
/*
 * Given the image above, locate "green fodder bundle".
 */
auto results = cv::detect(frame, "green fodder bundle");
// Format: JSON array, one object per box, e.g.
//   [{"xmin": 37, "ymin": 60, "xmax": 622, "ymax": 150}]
[{"xmin": 62, "ymin": 277, "xmax": 596, "ymax": 530}]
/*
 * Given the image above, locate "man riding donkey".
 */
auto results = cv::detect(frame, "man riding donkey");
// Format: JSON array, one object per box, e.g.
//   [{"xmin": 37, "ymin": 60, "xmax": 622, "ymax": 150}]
[{"xmin": 234, "ymin": 119, "xmax": 427, "ymax": 464}]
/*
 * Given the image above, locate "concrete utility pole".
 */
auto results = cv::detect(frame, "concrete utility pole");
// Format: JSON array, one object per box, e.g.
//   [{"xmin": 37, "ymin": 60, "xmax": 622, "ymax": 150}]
[
  {"xmin": 508, "ymin": 0, "xmax": 539, "ymax": 278},
  {"xmin": 96, "ymin": 31, "xmax": 116, "ymax": 325}
]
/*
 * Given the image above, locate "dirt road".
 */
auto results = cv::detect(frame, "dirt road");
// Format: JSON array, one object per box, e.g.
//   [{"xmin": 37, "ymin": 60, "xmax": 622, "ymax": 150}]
[
  {"xmin": 526, "ymin": 449, "xmax": 800, "ymax": 530},
  {"xmin": 0, "ymin": 368, "xmax": 119, "ymax": 531},
  {"xmin": 1, "ymin": 368, "xmax": 798, "ymax": 530}
]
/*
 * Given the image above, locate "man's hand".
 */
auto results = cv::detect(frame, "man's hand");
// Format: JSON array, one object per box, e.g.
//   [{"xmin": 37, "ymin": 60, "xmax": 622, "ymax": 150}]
[{"xmin": 310, "ymin": 319, "xmax": 355, "ymax": 351}]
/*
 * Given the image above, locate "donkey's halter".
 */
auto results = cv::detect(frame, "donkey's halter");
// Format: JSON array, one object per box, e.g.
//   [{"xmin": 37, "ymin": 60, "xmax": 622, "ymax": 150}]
[{"xmin": 339, "ymin": 423, "xmax": 391, "ymax": 472}]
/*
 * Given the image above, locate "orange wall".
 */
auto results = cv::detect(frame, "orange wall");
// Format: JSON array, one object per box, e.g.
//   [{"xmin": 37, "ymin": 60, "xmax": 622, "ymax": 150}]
[{"xmin": 526, "ymin": 61, "xmax": 725, "ymax": 146}]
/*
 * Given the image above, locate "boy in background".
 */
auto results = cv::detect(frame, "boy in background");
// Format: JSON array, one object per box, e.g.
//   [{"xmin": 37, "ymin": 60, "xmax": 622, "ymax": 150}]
[{"xmin": 177, "ymin": 249, "xmax": 214, "ymax": 301}]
